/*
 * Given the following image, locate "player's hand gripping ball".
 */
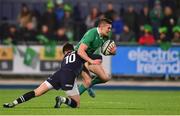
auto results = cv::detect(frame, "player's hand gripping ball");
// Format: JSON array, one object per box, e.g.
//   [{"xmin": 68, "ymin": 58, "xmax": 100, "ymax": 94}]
[{"xmin": 101, "ymin": 40, "xmax": 116, "ymax": 56}]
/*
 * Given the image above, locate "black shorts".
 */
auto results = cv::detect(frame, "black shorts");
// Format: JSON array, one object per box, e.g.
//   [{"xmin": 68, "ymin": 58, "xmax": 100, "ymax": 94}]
[{"xmin": 46, "ymin": 69, "xmax": 76, "ymax": 90}]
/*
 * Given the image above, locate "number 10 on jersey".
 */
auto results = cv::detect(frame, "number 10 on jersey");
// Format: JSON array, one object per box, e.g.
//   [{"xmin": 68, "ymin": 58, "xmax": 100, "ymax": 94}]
[{"xmin": 65, "ymin": 52, "xmax": 76, "ymax": 64}]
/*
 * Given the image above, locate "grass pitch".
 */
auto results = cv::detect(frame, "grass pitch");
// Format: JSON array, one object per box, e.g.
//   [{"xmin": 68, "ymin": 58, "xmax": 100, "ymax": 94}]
[{"xmin": 0, "ymin": 89, "xmax": 180, "ymax": 115}]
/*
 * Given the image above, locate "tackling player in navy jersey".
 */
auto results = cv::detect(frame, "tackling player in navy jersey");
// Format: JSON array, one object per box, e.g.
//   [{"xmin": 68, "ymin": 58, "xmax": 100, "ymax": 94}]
[{"xmin": 3, "ymin": 43, "xmax": 101, "ymax": 108}]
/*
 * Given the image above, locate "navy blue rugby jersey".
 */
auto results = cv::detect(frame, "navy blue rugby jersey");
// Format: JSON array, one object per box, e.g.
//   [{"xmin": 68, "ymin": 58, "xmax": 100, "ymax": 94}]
[{"xmin": 60, "ymin": 51, "xmax": 85, "ymax": 76}]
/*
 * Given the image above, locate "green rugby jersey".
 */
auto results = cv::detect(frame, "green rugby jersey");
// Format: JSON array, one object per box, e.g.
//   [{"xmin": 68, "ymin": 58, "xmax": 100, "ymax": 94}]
[{"xmin": 75, "ymin": 27, "xmax": 111, "ymax": 54}]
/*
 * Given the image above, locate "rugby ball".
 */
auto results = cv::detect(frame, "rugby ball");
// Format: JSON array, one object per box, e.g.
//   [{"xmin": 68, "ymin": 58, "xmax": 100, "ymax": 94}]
[{"xmin": 101, "ymin": 40, "xmax": 116, "ymax": 56}]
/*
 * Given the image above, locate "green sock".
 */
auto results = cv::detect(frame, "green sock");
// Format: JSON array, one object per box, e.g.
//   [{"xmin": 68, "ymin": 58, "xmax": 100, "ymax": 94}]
[
  {"xmin": 78, "ymin": 84, "xmax": 87, "ymax": 95},
  {"xmin": 90, "ymin": 77, "xmax": 104, "ymax": 87},
  {"xmin": 78, "ymin": 77, "xmax": 104, "ymax": 95}
]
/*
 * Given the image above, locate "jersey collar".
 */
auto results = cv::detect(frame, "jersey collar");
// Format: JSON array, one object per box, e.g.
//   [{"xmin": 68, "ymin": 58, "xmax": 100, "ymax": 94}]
[{"xmin": 97, "ymin": 27, "xmax": 103, "ymax": 39}]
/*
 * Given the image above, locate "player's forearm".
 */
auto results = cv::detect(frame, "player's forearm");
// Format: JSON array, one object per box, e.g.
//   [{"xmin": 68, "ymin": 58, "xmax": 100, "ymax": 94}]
[{"xmin": 77, "ymin": 49, "xmax": 93, "ymax": 64}]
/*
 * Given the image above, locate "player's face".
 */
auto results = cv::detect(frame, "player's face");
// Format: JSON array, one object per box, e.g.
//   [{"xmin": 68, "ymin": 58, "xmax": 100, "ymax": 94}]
[{"xmin": 101, "ymin": 23, "xmax": 112, "ymax": 37}]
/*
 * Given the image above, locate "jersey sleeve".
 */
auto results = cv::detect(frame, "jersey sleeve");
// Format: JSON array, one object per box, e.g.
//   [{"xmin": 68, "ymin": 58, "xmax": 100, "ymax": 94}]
[{"xmin": 81, "ymin": 30, "xmax": 95, "ymax": 47}]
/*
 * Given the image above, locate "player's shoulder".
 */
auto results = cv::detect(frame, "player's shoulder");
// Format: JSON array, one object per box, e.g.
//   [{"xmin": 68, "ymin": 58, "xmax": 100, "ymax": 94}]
[{"xmin": 86, "ymin": 27, "xmax": 98, "ymax": 35}]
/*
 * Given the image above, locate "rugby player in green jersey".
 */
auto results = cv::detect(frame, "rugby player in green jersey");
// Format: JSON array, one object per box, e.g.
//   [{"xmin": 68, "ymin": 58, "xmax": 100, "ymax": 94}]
[{"xmin": 75, "ymin": 18, "xmax": 116, "ymax": 97}]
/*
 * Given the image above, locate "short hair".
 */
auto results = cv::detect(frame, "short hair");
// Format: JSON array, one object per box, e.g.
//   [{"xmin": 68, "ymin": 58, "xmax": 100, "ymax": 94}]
[
  {"xmin": 98, "ymin": 18, "xmax": 112, "ymax": 27},
  {"xmin": 62, "ymin": 43, "xmax": 74, "ymax": 54}
]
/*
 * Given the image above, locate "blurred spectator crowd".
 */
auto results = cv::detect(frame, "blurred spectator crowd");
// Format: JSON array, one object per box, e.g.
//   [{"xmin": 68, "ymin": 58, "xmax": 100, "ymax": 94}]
[{"xmin": 0, "ymin": 0, "xmax": 180, "ymax": 45}]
